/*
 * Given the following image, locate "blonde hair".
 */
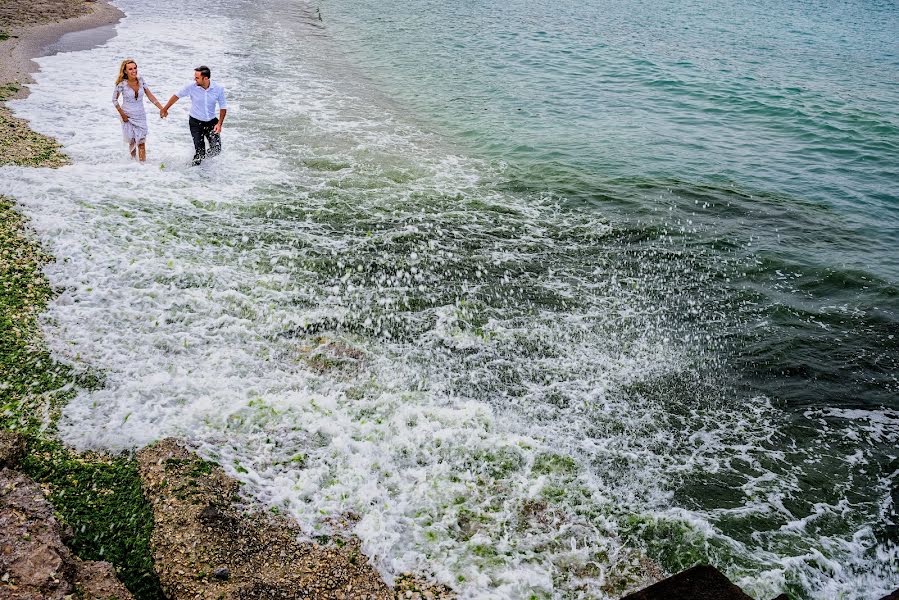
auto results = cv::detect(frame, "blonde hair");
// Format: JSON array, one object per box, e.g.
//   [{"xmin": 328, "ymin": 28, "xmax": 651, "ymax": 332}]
[{"xmin": 115, "ymin": 59, "xmax": 137, "ymax": 85}]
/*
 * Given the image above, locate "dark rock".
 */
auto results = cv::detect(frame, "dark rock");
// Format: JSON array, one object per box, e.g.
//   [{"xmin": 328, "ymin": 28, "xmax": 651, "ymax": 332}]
[
  {"xmin": 199, "ymin": 502, "xmax": 238, "ymax": 529},
  {"xmin": 622, "ymin": 564, "xmax": 754, "ymax": 600},
  {"xmin": 199, "ymin": 503, "xmax": 224, "ymax": 522},
  {"xmin": 0, "ymin": 431, "xmax": 26, "ymax": 468},
  {"xmin": 879, "ymin": 589, "xmax": 899, "ymax": 600},
  {"xmin": 213, "ymin": 567, "xmax": 230, "ymax": 581},
  {"xmin": 1, "ymin": 467, "xmax": 75, "ymax": 599}
]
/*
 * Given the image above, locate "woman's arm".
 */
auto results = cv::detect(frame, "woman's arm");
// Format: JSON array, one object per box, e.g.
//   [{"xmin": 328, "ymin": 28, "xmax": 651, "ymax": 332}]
[
  {"xmin": 159, "ymin": 95, "xmax": 179, "ymax": 119},
  {"xmin": 144, "ymin": 86, "xmax": 163, "ymax": 111},
  {"xmin": 112, "ymin": 87, "xmax": 128, "ymax": 122}
]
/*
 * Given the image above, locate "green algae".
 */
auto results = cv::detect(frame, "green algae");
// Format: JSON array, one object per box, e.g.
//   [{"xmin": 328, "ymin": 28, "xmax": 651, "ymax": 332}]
[
  {"xmin": 21, "ymin": 438, "xmax": 165, "ymax": 600},
  {"xmin": 0, "ymin": 196, "xmax": 91, "ymax": 433},
  {"xmin": 0, "ymin": 197, "xmax": 165, "ymax": 599},
  {"xmin": 532, "ymin": 452, "xmax": 577, "ymax": 476},
  {"xmin": 0, "ymin": 83, "xmax": 20, "ymax": 100},
  {"xmin": 0, "ymin": 108, "xmax": 68, "ymax": 168}
]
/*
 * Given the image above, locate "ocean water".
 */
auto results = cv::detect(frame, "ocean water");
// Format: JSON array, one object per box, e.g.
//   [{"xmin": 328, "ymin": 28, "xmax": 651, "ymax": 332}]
[{"xmin": 1, "ymin": 0, "xmax": 897, "ymax": 598}]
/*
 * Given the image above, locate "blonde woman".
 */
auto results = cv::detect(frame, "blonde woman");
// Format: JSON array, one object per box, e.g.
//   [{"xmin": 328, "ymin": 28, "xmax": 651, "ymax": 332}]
[{"xmin": 112, "ymin": 59, "xmax": 162, "ymax": 161}]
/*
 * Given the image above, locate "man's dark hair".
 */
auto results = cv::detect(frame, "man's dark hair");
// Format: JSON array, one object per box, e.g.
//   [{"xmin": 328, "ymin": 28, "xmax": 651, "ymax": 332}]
[{"xmin": 195, "ymin": 65, "xmax": 211, "ymax": 78}]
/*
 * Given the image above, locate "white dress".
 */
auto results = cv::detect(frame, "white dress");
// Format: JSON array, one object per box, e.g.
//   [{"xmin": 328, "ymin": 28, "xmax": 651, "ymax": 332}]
[{"xmin": 112, "ymin": 76, "xmax": 151, "ymax": 144}]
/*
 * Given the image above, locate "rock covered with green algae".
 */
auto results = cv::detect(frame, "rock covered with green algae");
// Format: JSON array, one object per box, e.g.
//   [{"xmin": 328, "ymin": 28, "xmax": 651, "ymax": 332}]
[
  {"xmin": 0, "ymin": 82, "xmax": 67, "ymax": 168},
  {"xmin": 0, "ymin": 432, "xmax": 135, "ymax": 600},
  {"xmin": 21, "ymin": 439, "xmax": 166, "ymax": 599},
  {"xmin": 1, "ymin": 194, "xmax": 165, "ymax": 600},
  {"xmin": 0, "ymin": 102, "xmax": 68, "ymax": 168},
  {"xmin": 0, "ymin": 195, "xmax": 85, "ymax": 433}
]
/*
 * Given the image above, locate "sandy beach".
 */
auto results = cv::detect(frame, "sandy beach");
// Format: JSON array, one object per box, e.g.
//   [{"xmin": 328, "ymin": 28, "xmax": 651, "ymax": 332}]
[
  {"xmin": 0, "ymin": 0, "xmax": 123, "ymax": 99},
  {"xmin": 0, "ymin": 0, "xmax": 123, "ymax": 167}
]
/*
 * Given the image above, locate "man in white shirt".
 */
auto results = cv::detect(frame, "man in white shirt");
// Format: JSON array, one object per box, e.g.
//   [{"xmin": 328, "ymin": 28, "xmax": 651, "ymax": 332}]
[{"xmin": 160, "ymin": 65, "xmax": 228, "ymax": 165}]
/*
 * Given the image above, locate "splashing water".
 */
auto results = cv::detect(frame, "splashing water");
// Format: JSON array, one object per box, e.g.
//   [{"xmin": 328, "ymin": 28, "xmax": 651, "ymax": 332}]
[{"xmin": 1, "ymin": 0, "xmax": 896, "ymax": 598}]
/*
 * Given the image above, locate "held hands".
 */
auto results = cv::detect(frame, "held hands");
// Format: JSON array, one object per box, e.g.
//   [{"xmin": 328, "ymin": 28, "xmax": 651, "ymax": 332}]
[{"xmin": 159, "ymin": 107, "xmax": 168, "ymax": 119}]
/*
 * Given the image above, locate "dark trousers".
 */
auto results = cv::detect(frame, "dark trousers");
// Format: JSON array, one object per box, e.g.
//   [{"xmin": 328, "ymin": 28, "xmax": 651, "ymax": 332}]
[{"xmin": 189, "ymin": 116, "xmax": 222, "ymax": 165}]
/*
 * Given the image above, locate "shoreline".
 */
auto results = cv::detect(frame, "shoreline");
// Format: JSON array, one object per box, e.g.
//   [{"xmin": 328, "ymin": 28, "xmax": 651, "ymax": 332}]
[
  {"xmin": 0, "ymin": 5, "xmax": 156, "ymax": 598},
  {"xmin": 0, "ymin": 0, "xmax": 124, "ymax": 100},
  {"xmin": 0, "ymin": 0, "xmax": 123, "ymax": 167}
]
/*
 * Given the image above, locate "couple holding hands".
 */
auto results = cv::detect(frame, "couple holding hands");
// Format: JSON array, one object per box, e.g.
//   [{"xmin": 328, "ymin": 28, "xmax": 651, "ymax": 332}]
[{"xmin": 113, "ymin": 59, "xmax": 228, "ymax": 165}]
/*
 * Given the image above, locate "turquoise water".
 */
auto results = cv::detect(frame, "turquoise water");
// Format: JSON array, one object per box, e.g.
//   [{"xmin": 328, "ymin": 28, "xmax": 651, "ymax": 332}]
[
  {"xmin": 3, "ymin": 0, "xmax": 897, "ymax": 597},
  {"xmin": 320, "ymin": 0, "xmax": 899, "ymax": 277},
  {"xmin": 315, "ymin": 0, "xmax": 899, "ymax": 594},
  {"xmin": 317, "ymin": 0, "xmax": 899, "ymax": 413}
]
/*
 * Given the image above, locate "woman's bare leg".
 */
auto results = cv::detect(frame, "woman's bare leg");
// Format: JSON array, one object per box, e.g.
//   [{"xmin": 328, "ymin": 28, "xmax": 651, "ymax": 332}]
[
  {"xmin": 138, "ymin": 143, "xmax": 146, "ymax": 162},
  {"xmin": 129, "ymin": 140, "xmax": 137, "ymax": 159}
]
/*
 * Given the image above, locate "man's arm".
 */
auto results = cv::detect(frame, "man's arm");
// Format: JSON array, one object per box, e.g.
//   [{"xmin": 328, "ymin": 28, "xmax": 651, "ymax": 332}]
[
  {"xmin": 213, "ymin": 108, "xmax": 227, "ymax": 134},
  {"xmin": 213, "ymin": 86, "xmax": 228, "ymax": 133},
  {"xmin": 159, "ymin": 95, "xmax": 179, "ymax": 118}
]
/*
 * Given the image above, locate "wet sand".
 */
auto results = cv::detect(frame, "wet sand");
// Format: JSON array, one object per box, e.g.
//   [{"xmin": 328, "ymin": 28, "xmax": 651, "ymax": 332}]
[
  {"xmin": 0, "ymin": 0, "xmax": 122, "ymax": 167},
  {"xmin": 0, "ymin": 0, "xmax": 123, "ymax": 99}
]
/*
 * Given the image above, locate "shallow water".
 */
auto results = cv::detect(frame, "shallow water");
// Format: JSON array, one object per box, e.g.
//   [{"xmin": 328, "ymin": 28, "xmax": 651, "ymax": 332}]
[{"xmin": 1, "ymin": 0, "xmax": 897, "ymax": 598}]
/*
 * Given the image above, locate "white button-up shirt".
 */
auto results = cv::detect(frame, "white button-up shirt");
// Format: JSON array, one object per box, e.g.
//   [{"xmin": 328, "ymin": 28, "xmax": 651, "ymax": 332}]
[{"xmin": 176, "ymin": 81, "xmax": 228, "ymax": 122}]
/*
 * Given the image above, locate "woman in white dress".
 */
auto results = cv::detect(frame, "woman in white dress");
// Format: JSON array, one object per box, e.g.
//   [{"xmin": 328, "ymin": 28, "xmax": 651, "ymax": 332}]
[{"xmin": 112, "ymin": 59, "xmax": 163, "ymax": 161}]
